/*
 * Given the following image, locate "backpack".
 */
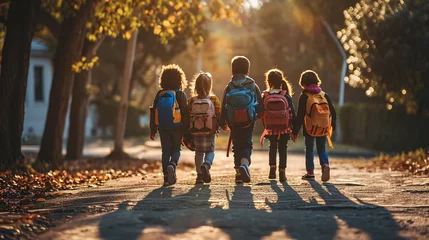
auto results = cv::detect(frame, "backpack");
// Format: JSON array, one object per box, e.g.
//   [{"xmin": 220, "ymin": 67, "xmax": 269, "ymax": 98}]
[
  {"xmin": 225, "ymin": 82, "xmax": 257, "ymax": 128},
  {"xmin": 155, "ymin": 90, "xmax": 182, "ymax": 129},
  {"xmin": 262, "ymin": 90, "xmax": 292, "ymax": 131},
  {"xmin": 189, "ymin": 96, "xmax": 217, "ymax": 135},
  {"xmin": 304, "ymin": 91, "xmax": 332, "ymax": 137}
]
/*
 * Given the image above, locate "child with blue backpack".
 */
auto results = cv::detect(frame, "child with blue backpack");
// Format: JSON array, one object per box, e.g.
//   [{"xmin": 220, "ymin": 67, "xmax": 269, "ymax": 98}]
[
  {"xmin": 150, "ymin": 64, "xmax": 189, "ymax": 186},
  {"xmin": 219, "ymin": 56, "xmax": 263, "ymax": 183},
  {"xmin": 260, "ymin": 69, "xmax": 296, "ymax": 182},
  {"xmin": 187, "ymin": 72, "xmax": 222, "ymax": 184}
]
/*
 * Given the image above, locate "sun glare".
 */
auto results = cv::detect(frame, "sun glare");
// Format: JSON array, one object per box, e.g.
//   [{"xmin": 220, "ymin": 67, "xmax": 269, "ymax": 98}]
[{"xmin": 244, "ymin": 0, "xmax": 261, "ymax": 9}]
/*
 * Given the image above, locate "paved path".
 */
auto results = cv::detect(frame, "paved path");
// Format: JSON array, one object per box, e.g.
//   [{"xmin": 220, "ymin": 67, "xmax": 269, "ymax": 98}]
[{"xmin": 37, "ymin": 149, "xmax": 429, "ymax": 239}]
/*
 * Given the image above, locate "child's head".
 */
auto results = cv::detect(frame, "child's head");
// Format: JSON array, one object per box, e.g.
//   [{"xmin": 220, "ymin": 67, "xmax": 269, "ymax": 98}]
[
  {"xmin": 190, "ymin": 72, "xmax": 213, "ymax": 97},
  {"xmin": 264, "ymin": 68, "xmax": 293, "ymax": 95},
  {"xmin": 299, "ymin": 70, "xmax": 321, "ymax": 88},
  {"xmin": 158, "ymin": 64, "xmax": 187, "ymax": 90},
  {"xmin": 231, "ymin": 56, "xmax": 250, "ymax": 75}
]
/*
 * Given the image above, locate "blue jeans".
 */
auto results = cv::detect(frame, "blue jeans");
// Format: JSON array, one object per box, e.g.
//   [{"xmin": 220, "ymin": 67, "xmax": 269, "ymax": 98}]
[
  {"xmin": 195, "ymin": 151, "xmax": 215, "ymax": 173},
  {"xmin": 232, "ymin": 122, "xmax": 254, "ymax": 168},
  {"xmin": 305, "ymin": 135, "xmax": 329, "ymax": 171},
  {"xmin": 159, "ymin": 128, "xmax": 183, "ymax": 175}
]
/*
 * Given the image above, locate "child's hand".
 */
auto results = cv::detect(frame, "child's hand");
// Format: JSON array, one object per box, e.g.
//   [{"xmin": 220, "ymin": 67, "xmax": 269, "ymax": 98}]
[
  {"xmin": 291, "ymin": 134, "xmax": 298, "ymax": 142},
  {"xmin": 150, "ymin": 133, "xmax": 156, "ymax": 141}
]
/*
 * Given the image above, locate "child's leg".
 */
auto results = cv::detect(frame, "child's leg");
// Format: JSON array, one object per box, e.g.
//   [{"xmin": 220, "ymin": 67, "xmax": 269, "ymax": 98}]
[
  {"xmin": 170, "ymin": 128, "xmax": 183, "ymax": 165},
  {"xmin": 195, "ymin": 152, "xmax": 204, "ymax": 173},
  {"xmin": 304, "ymin": 135, "xmax": 315, "ymax": 173},
  {"xmin": 159, "ymin": 129, "xmax": 172, "ymax": 175},
  {"xmin": 204, "ymin": 151, "xmax": 215, "ymax": 165},
  {"xmin": 316, "ymin": 136, "xmax": 329, "ymax": 167},
  {"xmin": 268, "ymin": 136, "xmax": 278, "ymax": 167},
  {"xmin": 231, "ymin": 128, "xmax": 242, "ymax": 168},
  {"xmin": 278, "ymin": 134, "xmax": 288, "ymax": 169},
  {"xmin": 233, "ymin": 123, "xmax": 254, "ymax": 166}
]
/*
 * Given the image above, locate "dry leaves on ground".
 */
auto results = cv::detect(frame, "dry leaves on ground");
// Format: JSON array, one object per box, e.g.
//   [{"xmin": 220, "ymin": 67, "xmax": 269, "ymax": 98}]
[{"xmin": 370, "ymin": 148, "xmax": 429, "ymax": 175}]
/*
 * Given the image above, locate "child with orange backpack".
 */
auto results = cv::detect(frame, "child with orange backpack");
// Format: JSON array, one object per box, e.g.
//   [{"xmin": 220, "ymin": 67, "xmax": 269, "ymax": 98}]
[
  {"xmin": 291, "ymin": 70, "xmax": 336, "ymax": 182},
  {"xmin": 187, "ymin": 72, "xmax": 222, "ymax": 184},
  {"xmin": 150, "ymin": 64, "xmax": 189, "ymax": 186},
  {"xmin": 260, "ymin": 69, "xmax": 296, "ymax": 182}
]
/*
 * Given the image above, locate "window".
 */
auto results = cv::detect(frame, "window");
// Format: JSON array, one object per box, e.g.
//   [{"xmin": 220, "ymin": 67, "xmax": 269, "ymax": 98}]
[{"xmin": 34, "ymin": 66, "xmax": 44, "ymax": 102}]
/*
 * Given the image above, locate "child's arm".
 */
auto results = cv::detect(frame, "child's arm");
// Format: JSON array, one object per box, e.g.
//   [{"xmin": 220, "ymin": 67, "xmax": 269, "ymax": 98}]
[
  {"xmin": 150, "ymin": 90, "xmax": 162, "ymax": 140},
  {"xmin": 254, "ymin": 84, "xmax": 263, "ymax": 114},
  {"xmin": 218, "ymin": 85, "xmax": 229, "ymax": 130},
  {"xmin": 325, "ymin": 93, "xmax": 337, "ymax": 131},
  {"xmin": 292, "ymin": 93, "xmax": 307, "ymax": 136},
  {"xmin": 212, "ymin": 96, "xmax": 221, "ymax": 118},
  {"xmin": 178, "ymin": 91, "xmax": 190, "ymax": 131}
]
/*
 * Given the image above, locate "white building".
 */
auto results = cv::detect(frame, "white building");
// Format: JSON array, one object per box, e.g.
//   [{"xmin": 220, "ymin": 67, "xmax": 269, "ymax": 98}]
[{"xmin": 23, "ymin": 39, "xmax": 97, "ymax": 140}]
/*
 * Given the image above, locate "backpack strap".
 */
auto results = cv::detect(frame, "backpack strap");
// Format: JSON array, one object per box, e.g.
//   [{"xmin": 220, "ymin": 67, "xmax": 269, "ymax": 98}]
[
  {"xmin": 280, "ymin": 90, "xmax": 287, "ymax": 96},
  {"xmin": 263, "ymin": 91, "xmax": 269, "ymax": 98}
]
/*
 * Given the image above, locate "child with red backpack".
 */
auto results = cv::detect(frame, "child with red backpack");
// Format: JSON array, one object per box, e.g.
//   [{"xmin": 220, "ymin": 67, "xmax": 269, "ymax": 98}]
[
  {"xmin": 219, "ymin": 56, "xmax": 263, "ymax": 184},
  {"xmin": 187, "ymin": 72, "xmax": 222, "ymax": 184},
  {"xmin": 260, "ymin": 69, "xmax": 296, "ymax": 182},
  {"xmin": 150, "ymin": 64, "xmax": 189, "ymax": 186},
  {"xmin": 291, "ymin": 70, "xmax": 337, "ymax": 182}
]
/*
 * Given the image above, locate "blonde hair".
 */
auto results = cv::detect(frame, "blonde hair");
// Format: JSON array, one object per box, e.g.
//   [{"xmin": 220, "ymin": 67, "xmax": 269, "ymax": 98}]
[
  {"xmin": 190, "ymin": 72, "xmax": 213, "ymax": 97},
  {"xmin": 264, "ymin": 68, "xmax": 294, "ymax": 95}
]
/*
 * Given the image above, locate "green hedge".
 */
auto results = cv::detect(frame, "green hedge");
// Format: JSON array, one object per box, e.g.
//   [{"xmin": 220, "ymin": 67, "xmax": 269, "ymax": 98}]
[
  {"xmin": 92, "ymin": 99, "xmax": 148, "ymax": 138},
  {"xmin": 339, "ymin": 104, "xmax": 429, "ymax": 152}
]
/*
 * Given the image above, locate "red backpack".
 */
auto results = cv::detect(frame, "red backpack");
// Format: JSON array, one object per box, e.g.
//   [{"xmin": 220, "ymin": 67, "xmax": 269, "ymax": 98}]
[{"xmin": 260, "ymin": 90, "xmax": 292, "ymax": 146}]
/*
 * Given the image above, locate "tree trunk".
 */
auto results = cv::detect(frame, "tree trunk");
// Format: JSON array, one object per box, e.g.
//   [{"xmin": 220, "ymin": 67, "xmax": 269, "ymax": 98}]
[
  {"xmin": 66, "ymin": 37, "xmax": 105, "ymax": 160},
  {"xmin": 0, "ymin": 0, "xmax": 41, "ymax": 172},
  {"xmin": 37, "ymin": 1, "xmax": 96, "ymax": 169},
  {"xmin": 107, "ymin": 30, "xmax": 138, "ymax": 159}
]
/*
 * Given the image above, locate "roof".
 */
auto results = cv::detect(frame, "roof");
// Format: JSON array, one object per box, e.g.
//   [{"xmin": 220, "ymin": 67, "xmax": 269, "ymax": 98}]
[{"xmin": 30, "ymin": 38, "xmax": 53, "ymax": 57}]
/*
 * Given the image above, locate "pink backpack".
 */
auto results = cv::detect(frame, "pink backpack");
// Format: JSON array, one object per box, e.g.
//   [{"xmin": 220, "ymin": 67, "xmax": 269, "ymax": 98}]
[
  {"xmin": 262, "ymin": 90, "xmax": 292, "ymax": 131},
  {"xmin": 189, "ymin": 96, "xmax": 217, "ymax": 135}
]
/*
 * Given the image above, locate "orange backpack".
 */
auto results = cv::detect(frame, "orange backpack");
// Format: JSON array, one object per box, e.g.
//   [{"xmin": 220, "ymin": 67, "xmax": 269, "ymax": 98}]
[{"xmin": 304, "ymin": 91, "xmax": 332, "ymax": 136}]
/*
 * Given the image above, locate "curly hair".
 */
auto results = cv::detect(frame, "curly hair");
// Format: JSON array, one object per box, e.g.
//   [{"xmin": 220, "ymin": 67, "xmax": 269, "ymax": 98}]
[
  {"xmin": 158, "ymin": 64, "xmax": 187, "ymax": 90},
  {"xmin": 264, "ymin": 68, "xmax": 293, "ymax": 96},
  {"xmin": 190, "ymin": 72, "xmax": 213, "ymax": 97},
  {"xmin": 299, "ymin": 70, "xmax": 322, "ymax": 88}
]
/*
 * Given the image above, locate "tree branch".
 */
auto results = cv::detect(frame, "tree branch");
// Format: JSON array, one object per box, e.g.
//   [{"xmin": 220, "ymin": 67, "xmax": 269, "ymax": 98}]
[{"xmin": 38, "ymin": 9, "xmax": 60, "ymax": 39}]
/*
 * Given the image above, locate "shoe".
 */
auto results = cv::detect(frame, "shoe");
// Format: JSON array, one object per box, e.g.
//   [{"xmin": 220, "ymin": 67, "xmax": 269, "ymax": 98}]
[
  {"xmin": 279, "ymin": 168, "xmax": 287, "ymax": 182},
  {"xmin": 167, "ymin": 164, "xmax": 177, "ymax": 185},
  {"xmin": 268, "ymin": 165, "xmax": 276, "ymax": 179},
  {"xmin": 195, "ymin": 174, "xmax": 203, "ymax": 184},
  {"xmin": 200, "ymin": 162, "xmax": 212, "ymax": 183},
  {"xmin": 321, "ymin": 165, "xmax": 330, "ymax": 182},
  {"xmin": 302, "ymin": 173, "xmax": 315, "ymax": 181},
  {"xmin": 239, "ymin": 164, "xmax": 251, "ymax": 183},
  {"xmin": 163, "ymin": 176, "xmax": 170, "ymax": 186}
]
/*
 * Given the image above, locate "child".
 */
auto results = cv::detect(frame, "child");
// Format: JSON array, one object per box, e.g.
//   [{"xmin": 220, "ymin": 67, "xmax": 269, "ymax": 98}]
[
  {"xmin": 188, "ymin": 72, "xmax": 221, "ymax": 184},
  {"xmin": 291, "ymin": 70, "xmax": 337, "ymax": 182},
  {"xmin": 261, "ymin": 69, "xmax": 296, "ymax": 182},
  {"xmin": 150, "ymin": 64, "xmax": 189, "ymax": 186},
  {"xmin": 219, "ymin": 56, "xmax": 263, "ymax": 183}
]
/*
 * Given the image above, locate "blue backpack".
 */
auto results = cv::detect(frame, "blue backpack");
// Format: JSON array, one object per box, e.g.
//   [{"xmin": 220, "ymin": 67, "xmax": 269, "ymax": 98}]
[
  {"xmin": 225, "ymin": 82, "xmax": 257, "ymax": 127},
  {"xmin": 155, "ymin": 90, "xmax": 182, "ymax": 129}
]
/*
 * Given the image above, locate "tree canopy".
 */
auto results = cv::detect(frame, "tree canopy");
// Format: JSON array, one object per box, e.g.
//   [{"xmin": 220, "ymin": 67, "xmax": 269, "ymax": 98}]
[{"xmin": 338, "ymin": 0, "xmax": 429, "ymax": 114}]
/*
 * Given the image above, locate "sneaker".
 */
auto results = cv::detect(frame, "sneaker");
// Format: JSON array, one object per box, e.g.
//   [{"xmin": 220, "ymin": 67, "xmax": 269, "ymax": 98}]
[
  {"xmin": 235, "ymin": 172, "xmax": 243, "ymax": 184},
  {"xmin": 279, "ymin": 168, "xmax": 287, "ymax": 182},
  {"xmin": 302, "ymin": 173, "xmax": 315, "ymax": 181},
  {"xmin": 195, "ymin": 174, "xmax": 203, "ymax": 184},
  {"xmin": 200, "ymin": 162, "xmax": 212, "ymax": 183},
  {"xmin": 163, "ymin": 176, "xmax": 170, "ymax": 186},
  {"xmin": 268, "ymin": 165, "xmax": 276, "ymax": 179},
  {"xmin": 239, "ymin": 164, "xmax": 251, "ymax": 183},
  {"xmin": 321, "ymin": 165, "xmax": 330, "ymax": 182},
  {"xmin": 167, "ymin": 164, "xmax": 177, "ymax": 185}
]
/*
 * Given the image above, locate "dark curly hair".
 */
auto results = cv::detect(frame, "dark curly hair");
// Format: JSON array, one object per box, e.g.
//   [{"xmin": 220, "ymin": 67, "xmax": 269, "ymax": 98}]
[
  {"xmin": 299, "ymin": 70, "xmax": 322, "ymax": 89},
  {"xmin": 264, "ymin": 68, "xmax": 293, "ymax": 95},
  {"xmin": 159, "ymin": 64, "xmax": 187, "ymax": 90},
  {"xmin": 231, "ymin": 56, "xmax": 250, "ymax": 75}
]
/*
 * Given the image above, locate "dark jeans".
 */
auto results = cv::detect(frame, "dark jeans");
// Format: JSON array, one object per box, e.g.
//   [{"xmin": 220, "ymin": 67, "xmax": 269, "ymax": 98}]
[
  {"xmin": 266, "ymin": 134, "xmax": 288, "ymax": 169},
  {"xmin": 304, "ymin": 135, "xmax": 329, "ymax": 171},
  {"xmin": 231, "ymin": 122, "xmax": 255, "ymax": 168},
  {"xmin": 159, "ymin": 127, "xmax": 183, "ymax": 175}
]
